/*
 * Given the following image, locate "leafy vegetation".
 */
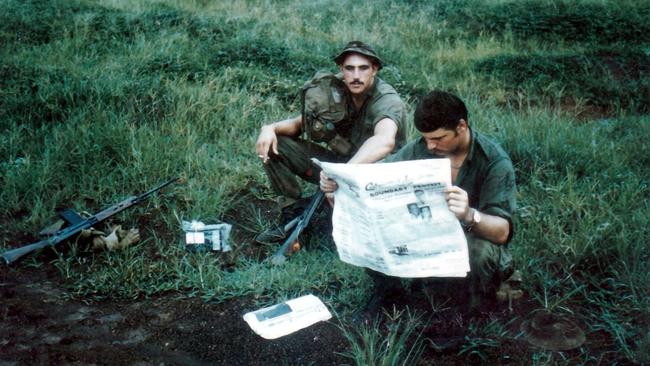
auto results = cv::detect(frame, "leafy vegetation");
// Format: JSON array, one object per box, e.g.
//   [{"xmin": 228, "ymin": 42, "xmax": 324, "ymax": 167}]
[{"xmin": 1, "ymin": 0, "xmax": 648, "ymax": 363}]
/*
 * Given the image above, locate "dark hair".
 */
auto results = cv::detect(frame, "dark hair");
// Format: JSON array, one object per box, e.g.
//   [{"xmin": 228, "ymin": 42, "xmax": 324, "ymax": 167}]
[{"xmin": 413, "ymin": 91, "xmax": 468, "ymax": 132}]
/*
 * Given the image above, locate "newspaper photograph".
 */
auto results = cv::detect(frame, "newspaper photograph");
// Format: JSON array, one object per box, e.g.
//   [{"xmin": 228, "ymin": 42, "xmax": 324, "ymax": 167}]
[
  {"xmin": 242, "ymin": 294, "xmax": 332, "ymax": 339},
  {"xmin": 315, "ymin": 158, "xmax": 470, "ymax": 278}
]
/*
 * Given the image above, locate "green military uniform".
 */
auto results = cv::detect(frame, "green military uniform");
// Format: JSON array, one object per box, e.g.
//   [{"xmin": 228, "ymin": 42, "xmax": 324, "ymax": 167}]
[
  {"xmin": 265, "ymin": 76, "xmax": 407, "ymax": 199},
  {"xmin": 387, "ymin": 129, "xmax": 517, "ymax": 305}
]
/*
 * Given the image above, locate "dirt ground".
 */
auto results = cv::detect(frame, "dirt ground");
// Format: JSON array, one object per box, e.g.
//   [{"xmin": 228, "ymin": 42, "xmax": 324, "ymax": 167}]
[
  {"xmin": 0, "ymin": 264, "xmax": 353, "ymax": 366},
  {"xmin": 1, "ymin": 258, "xmax": 551, "ymax": 366},
  {"xmin": 2, "ymin": 260, "xmax": 626, "ymax": 366}
]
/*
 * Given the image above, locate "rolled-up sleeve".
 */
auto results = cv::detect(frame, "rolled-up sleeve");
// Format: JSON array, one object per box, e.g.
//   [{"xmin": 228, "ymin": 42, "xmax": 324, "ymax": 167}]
[{"xmin": 479, "ymin": 158, "xmax": 517, "ymax": 242}]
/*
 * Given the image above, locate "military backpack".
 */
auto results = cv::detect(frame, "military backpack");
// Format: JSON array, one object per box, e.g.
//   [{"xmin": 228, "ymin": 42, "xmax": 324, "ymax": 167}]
[{"xmin": 301, "ymin": 71, "xmax": 354, "ymax": 156}]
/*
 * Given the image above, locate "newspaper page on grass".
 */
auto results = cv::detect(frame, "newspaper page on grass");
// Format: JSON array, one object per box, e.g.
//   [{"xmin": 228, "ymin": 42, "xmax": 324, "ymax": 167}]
[
  {"xmin": 315, "ymin": 158, "xmax": 470, "ymax": 278},
  {"xmin": 242, "ymin": 294, "xmax": 332, "ymax": 339}
]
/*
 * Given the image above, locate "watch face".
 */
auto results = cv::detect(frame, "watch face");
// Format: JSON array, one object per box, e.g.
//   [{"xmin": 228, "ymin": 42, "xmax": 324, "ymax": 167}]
[{"xmin": 473, "ymin": 209, "xmax": 482, "ymax": 224}]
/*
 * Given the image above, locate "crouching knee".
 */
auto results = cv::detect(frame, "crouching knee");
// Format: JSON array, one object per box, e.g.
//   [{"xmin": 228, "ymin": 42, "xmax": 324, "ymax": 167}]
[{"xmin": 469, "ymin": 235, "xmax": 511, "ymax": 289}]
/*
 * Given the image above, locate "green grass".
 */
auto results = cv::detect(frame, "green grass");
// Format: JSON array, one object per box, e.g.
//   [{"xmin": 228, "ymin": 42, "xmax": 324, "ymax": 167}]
[
  {"xmin": 1, "ymin": 0, "xmax": 649, "ymax": 363},
  {"xmin": 337, "ymin": 309, "xmax": 425, "ymax": 366},
  {"xmin": 475, "ymin": 48, "xmax": 650, "ymax": 112},
  {"xmin": 452, "ymin": 0, "xmax": 650, "ymax": 44}
]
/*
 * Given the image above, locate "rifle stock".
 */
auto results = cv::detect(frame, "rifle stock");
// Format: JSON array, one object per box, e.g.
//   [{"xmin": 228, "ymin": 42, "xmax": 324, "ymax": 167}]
[
  {"xmin": 1, "ymin": 177, "xmax": 178, "ymax": 265},
  {"xmin": 270, "ymin": 191, "xmax": 325, "ymax": 265},
  {"xmin": 1, "ymin": 238, "xmax": 66, "ymax": 265}
]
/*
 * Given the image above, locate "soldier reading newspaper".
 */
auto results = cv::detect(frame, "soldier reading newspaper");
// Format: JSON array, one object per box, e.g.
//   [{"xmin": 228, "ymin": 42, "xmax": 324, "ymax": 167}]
[{"xmin": 319, "ymin": 91, "xmax": 517, "ymax": 321}]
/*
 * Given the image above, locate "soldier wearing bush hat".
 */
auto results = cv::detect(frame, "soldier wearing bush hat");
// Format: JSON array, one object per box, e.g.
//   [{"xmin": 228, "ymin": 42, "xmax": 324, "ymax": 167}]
[{"xmin": 255, "ymin": 40, "xmax": 406, "ymax": 242}]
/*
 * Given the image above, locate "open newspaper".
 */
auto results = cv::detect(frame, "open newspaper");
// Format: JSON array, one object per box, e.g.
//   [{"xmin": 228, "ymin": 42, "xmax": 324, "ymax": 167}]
[{"xmin": 315, "ymin": 158, "xmax": 470, "ymax": 278}]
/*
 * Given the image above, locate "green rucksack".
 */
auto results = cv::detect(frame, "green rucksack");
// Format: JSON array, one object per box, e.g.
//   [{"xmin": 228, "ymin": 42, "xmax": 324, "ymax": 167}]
[{"xmin": 301, "ymin": 71, "xmax": 354, "ymax": 156}]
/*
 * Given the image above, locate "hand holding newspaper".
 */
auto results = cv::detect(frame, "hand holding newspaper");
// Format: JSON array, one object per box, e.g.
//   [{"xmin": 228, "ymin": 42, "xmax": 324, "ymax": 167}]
[{"xmin": 315, "ymin": 158, "xmax": 470, "ymax": 278}]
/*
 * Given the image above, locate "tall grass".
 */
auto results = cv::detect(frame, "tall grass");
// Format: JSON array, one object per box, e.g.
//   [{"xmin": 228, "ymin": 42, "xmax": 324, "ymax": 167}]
[
  {"xmin": 337, "ymin": 309, "xmax": 425, "ymax": 366},
  {"xmin": 1, "ymin": 0, "xmax": 648, "ymax": 363}
]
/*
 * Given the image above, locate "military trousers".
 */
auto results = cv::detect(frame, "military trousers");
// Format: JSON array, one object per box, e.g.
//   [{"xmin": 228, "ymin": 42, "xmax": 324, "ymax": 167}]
[
  {"xmin": 368, "ymin": 232, "xmax": 513, "ymax": 307},
  {"xmin": 264, "ymin": 135, "xmax": 349, "ymax": 199},
  {"xmin": 466, "ymin": 233, "xmax": 513, "ymax": 305}
]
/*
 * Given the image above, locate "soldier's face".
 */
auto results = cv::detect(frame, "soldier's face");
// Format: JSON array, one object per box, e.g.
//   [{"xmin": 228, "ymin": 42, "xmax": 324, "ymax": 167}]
[
  {"xmin": 421, "ymin": 128, "xmax": 461, "ymax": 156},
  {"xmin": 339, "ymin": 53, "xmax": 378, "ymax": 96},
  {"xmin": 421, "ymin": 119, "xmax": 469, "ymax": 156}
]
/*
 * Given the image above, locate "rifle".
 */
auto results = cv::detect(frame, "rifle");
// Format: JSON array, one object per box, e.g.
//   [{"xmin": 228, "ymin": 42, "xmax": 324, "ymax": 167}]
[
  {"xmin": 1, "ymin": 177, "xmax": 179, "ymax": 265},
  {"xmin": 270, "ymin": 191, "xmax": 325, "ymax": 265}
]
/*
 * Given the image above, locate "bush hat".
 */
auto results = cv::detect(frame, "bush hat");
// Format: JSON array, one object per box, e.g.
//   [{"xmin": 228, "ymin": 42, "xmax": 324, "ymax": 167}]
[{"xmin": 333, "ymin": 41, "xmax": 383, "ymax": 70}]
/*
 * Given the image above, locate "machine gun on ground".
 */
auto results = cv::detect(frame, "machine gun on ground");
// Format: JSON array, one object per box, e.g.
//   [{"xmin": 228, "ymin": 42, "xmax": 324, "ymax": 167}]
[{"xmin": 1, "ymin": 177, "xmax": 178, "ymax": 265}]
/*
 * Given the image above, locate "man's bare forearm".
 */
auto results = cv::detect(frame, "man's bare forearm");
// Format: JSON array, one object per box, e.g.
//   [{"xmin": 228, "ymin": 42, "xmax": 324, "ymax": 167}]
[
  {"xmin": 263, "ymin": 115, "xmax": 303, "ymax": 137},
  {"xmin": 347, "ymin": 118, "xmax": 398, "ymax": 164},
  {"xmin": 466, "ymin": 211, "xmax": 511, "ymax": 245},
  {"xmin": 347, "ymin": 134, "xmax": 395, "ymax": 163}
]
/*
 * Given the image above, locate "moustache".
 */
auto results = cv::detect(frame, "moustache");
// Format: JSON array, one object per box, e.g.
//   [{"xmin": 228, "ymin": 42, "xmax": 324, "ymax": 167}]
[{"xmin": 350, "ymin": 81, "xmax": 364, "ymax": 85}]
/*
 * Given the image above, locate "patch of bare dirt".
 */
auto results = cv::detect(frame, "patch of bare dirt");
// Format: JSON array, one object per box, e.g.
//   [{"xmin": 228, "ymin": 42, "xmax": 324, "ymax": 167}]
[
  {"xmin": 2, "ymin": 260, "xmax": 627, "ymax": 365},
  {"xmin": 0, "ymin": 265, "xmax": 349, "ymax": 366}
]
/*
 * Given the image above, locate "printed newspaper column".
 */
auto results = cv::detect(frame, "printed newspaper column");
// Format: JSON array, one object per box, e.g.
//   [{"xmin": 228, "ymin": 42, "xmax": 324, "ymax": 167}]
[{"xmin": 314, "ymin": 158, "xmax": 470, "ymax": 278}]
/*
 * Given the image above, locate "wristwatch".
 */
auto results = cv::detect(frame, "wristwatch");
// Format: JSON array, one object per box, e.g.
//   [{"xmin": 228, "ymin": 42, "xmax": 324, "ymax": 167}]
[
  {"xmin": 471, "ymin": 208, "xmax": 482, "ymax": 226},
  {"xmin": 464, "ymin": 208, "xmax": 481, "ymax": 231}
]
